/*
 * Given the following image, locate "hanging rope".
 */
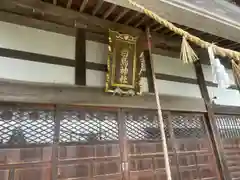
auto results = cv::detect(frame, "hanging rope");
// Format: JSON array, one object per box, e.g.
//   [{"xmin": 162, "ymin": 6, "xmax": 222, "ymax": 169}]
[
  {"xmin": 146, "ymin": 27, "xmax": 172, "ymax": 180},
  {"xmin": 127, "ymin": 0, "xmax": 240, "ymax": 61}
]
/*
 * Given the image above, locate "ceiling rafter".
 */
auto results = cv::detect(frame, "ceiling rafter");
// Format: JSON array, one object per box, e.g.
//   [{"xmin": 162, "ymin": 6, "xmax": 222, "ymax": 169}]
[
  {"xmin": 149, "ymin": 21, "xmax": 158, "ymax": 28},
  {"xmin": 1, "ymin": 0, "xmax": 182, "ymax": 48},
  {"xmin": 152, "ymin": 25, "xmax": 165, "ymax": 32},
  {"xmin": 3, "ymin": 0, "xmax": 239, "ymax": 51},
  {"xmin": 124, "ymin": 12, "xmax": 140, "ymax": 25},
  {"xmin": 114, "ymin": 8, "xmax": 129, "ymax": 22},
  {"xmin": 79, "ymin": 0, "xmax": 88, "ymax": 12},
  {"xmin": 92, "ymin": 0, "xmax": 103, "ymax": 16},
  {"xmin": 215, "ymin": 39, "xmax": 228, "ymax": 45},
  {"xmin": 159, "ymin": 28, "xmax": 172, "ymax": 35},
  {"xmin": 134, "ymin": 16, "xmax": 147, "ymax": 28},
  {"xmin": 169, "ymin": 27, "xmax": 190, "ymax": 37},
  {"xmin": 103, "ymin": 4, "xmax": 116, "ymax": 19},
  {"xmin": 66, "ymin": 0, "xmax": 72, "ymax": 9},
  {"xmin": 223, "ymin": 42, "xmax": 240, "ymax": 49}
]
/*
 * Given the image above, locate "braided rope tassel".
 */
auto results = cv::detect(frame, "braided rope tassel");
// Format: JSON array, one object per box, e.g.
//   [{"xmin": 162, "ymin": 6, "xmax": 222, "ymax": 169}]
[
  {"xmin": 180, "ymin": 36, "xmax": 198, "ymax": 63},
  {"xmin": 232, "ymin": 59, "xmax": 240, "ymax": 89}
]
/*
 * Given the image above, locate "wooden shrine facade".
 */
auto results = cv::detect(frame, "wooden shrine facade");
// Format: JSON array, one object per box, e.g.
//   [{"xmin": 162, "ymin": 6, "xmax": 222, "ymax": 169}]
[
  {"xmin": 0, "ymin": 102, "xmax": 221, "ymax": 180},
  {"xmin": 0, "ymin": 100, "xmax": 239, "ymax": 180},
  {"xmin": 1, "ymin": 0, "xmax": 240, "ymax": 180}
]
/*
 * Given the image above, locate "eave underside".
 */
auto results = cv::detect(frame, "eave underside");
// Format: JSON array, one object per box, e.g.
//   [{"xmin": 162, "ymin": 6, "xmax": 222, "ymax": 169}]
[{"xmin": 1, "ymin": 0, "xmax": 240, "ymax": 56}]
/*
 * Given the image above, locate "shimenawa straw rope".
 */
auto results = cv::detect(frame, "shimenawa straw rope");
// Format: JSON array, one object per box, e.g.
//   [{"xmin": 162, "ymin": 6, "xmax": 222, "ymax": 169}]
[
  {"xmin": 127, "ymin": 0, "xmax": 240, "ymax": 61},
  {"xmin": 127, "ymin": 0, "xmax": 240, "ymax": 87}
]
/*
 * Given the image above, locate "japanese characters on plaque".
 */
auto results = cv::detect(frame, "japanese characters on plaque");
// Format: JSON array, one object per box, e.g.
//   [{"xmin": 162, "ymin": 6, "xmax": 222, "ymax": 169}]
[{"xmin": 105, "ymin": 30, "xmax": 143, "ymax": 96}]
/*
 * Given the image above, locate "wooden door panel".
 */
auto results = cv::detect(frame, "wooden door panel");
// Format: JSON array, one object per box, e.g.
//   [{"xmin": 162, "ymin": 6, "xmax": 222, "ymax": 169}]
[
  {"xmin": 58, "ymin": 164, "xmax": 90, "ymax": 179},
  {"xmin": 0, "ymin": 104, "xmax": 54, "ymax": 180},
  {"xmin": 123, "ymin": 110, "xmax": 175, "ymax": 180},
  {"xmin": 214, "ymin": 115, "xmax": 240, "ymax": 180},
  {"xmin": 170, "ymin": 113, "xmax": 220, "ymax": 180},
  {"xmin": 57, "ymin": 108, "xmax": 122, "ymax": 180},
  {"xmin": 15, "ymin": 167, "xmax": 51, "ymax": 180},
  {"xmin": 130, "ymin": 171, "xmax": 155, "ymax": 180},
  {"xmin": 0, "ymin": 170, "xmax": 8, "ymax": 180}
]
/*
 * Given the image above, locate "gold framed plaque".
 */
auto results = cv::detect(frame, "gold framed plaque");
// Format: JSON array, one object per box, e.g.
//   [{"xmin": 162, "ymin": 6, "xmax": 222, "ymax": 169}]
[{"xmin": 105, "ymin": 30, "xmax": 143, "ymax": 96}]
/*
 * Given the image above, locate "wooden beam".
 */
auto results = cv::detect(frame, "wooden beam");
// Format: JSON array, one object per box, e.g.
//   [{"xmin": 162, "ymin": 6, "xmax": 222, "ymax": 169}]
[
  {"xmin": 103, "ymin": 4, "xmax": 116, "ymax": 19},
  {"xmin": 92, "ymin": 0, "xmax": 103, "ymax": 15},
  {"xmin": 75, "ymin": 29, "xmax": 86, "ymax": 85},
  {"xmin": 66, "ymin": 0, "xmax": 72, "ymax": 9},
  {"xmin": 0, "ymin": 0, "xmax": 140, "ymax": 36},
  {"xmin": 223, "ymin": 42, "xmax": 240, "ymax": 49},
  {"xmin": 114, "ymin": 8, "xmax": 129, "ymax": 22},
  {"xmin": 152, "ymin": 26, "xmax": 165, "ymax": 32},
  {"xmin": 194, "ymin": 60, "xmax": 231, "ymax": 180},
  {"xmin": 0, "ymin": 45, "xmax": 237, "ymax": 90},
  {"xmin": 124, "ymin": 12, "xmax": 140, "ymax": 25},
  {"xmin": 0, "ymin": 1, "xmax": 181, "ymax": 48},
  {"xmin": 103, "ymin": 0, "xmax": 240, "ymax": 44},
  {"xmin": 0, "ymin": 80, "xmax": 206, "ymax": 112},
  {"xmin": 134, "ymin": 16, "xmax": 147, "ymax": 28},
  {"xmin": 0, "ymin": 11, "xmax": 77, "ymax": 36},
  {"xmin": 149, "ymin": 21, "xmax": 158, "ymax": 28},
  {"xmin": 79, "ymin": 0, "xmax": 88, "ymax": 12},
  {"xmin": 143, "ymin": 50, "xmax": 154, "ymax": 93},
  {"xmin": 213, "ymin": 104, "xmax": 240, "ymax": 115},
  {"xmin": 51, "ymin": 105, "xmax": 60, "ymax": 180},
  {"xmin": 160, "ymin": 28, "xmax": 171, "ymax": 35},
  {"xmin": 0, "ymin": 11, "xmax": 180, "ymax": 58}
]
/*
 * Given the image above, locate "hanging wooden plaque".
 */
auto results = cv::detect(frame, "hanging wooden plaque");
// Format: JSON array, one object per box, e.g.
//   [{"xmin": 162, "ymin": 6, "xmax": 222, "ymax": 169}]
[{"xmin": 105, "ymin": 30, "xmax": 142, "ymax": 96}]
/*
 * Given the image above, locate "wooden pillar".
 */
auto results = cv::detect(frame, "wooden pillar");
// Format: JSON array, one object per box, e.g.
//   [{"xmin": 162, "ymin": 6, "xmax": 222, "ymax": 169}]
[
  {"xmin": 75, "ymin": 29, "xmax": 86, "ymax": 85},
  {"xmin": 51, "ymin": 106, "xmax": 61, "ymax": 180},
  {"xmin": 194, "ymin": 60, "xmax": 231, "ymax": 180},
  {"xmin": 143, "ymin": 50, "xmax": 155, "ymax": 93}
]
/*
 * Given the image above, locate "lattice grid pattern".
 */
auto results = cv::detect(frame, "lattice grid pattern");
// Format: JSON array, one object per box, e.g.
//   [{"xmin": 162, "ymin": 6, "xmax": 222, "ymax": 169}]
[
  {"xmin": 171, "ymin": 114, "xmax": 206, "ymax": 139},
  {"xmin": 215, "ymin": 115, "xmax": 240, "ymax": 138},
  {"xmin": 59, "ymin": 110, "xmax": 119, "ymax": 143},
  {"xmin": 125, "ymin": 111, "xmax": 170, "ymax": 140},
  {"xmin": 0, "ymin": 109, "xmax": 54, "ymax": 145}
]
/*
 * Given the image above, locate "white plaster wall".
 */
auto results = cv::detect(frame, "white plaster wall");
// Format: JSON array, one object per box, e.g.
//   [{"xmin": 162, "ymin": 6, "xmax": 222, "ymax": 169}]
[
  {"xmin": 156, "ymin": 80, "xmax": 202, "ymax": 98},
  {"xmin": 152, "ymin": 54, "xmax": 201, "ymax": 98},
  {"xmin": 152, "ymin": 54, "xmax": 197, "ymax": 79},
  {"xmin": 201, "ymin": 64, "xmax": 235, "ymax": 85},
  {"xmin": 1, "ymin": 21, "xmax": 237, "ymax": 106},
  {"xmin": 86, "ymin": 41, "xmax": 108, "ymax": 64},
  {"xmin": 0, "ymin": 21, "xmax": 75, "ymax": 84},
  {"xmin": 0, "ymin": 56, "xmax": 75, "ymax": 84},
  {"xmin": 0, "ymin": 21, "xmax": 75, "ymax": 59},
  {"xmin": 85, "ymin": 42, "xmax": 202, "ymax": 98},
  {"xmin": 201, "ymin": 64, "xmax": 240, "ymax": 106},
  {"xmin": 86, "ymin": 69, "xmax": 105, "ymax": 87}
]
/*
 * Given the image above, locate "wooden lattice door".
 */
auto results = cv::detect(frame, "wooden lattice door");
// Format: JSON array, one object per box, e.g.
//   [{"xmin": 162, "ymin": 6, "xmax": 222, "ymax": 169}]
[
  {"xmin": 169, "ymin": 112, "xmax": 220, "ymax": 180},
  {"xmin": 214, "ymin": 114, "xmax": 240, "ymax": 180},
  {"xmin": 0, "ymin": 103, "xmax": 222, "ymax": 180},
  {"xmin": 120, "ymin": 109, "xmax": 220, "ymax": 180},
  {"xmin": 121, "ymin": 109, "xmax": 178, "ymax": 180},
  {"xmin": 57, "ymin": 106, "xmax": 123, "ymax": 180},
  {"xmin": 0, "ymin": 104, "xmax": 125, "ymax": 180},
  {"xmin": 0, "ymin": 103, "xmax": 54, "ymax": 180}
]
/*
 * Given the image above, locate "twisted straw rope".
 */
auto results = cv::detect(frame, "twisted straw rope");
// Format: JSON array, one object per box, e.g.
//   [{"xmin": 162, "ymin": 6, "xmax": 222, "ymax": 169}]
[{"xmin": 128, "ymin": 0, "xmax": 240, "ymax": 61}]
